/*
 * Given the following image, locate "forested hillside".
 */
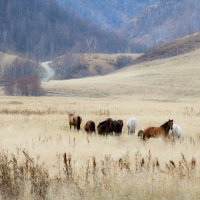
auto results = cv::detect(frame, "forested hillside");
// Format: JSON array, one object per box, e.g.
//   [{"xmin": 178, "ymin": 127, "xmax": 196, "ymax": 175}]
[
  {"xmin": 123, "ymin": 0, "xmax": 200, "ymax": 52},
  {"xmin": 0, "ymin": 0, "xmax": 128, "ymax": 60},
  {"xmin": 57, "ymin": 0, "xmax": 158, "ymax": 29}
]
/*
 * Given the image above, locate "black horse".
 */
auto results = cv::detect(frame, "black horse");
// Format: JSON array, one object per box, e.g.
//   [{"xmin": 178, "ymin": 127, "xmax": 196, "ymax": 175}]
[
  {"xmin": 97, "ymin": 118, "xmax": 113, "ymax": 136},
  {"xmin": 111, "ymin": 120, "xmax": 123, "ymax": 136}
]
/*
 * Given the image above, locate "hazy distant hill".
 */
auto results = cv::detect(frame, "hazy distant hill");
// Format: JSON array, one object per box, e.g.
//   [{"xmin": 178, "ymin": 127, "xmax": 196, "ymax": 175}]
[
  {"xmin": 123, "ymin": 0, "xmax": 200, "ymax": 52},
  {"xmin": 57, "ymin": 0, "xmax": 158, "ymax": 29},
  {"xmin": 0, "ymin": 0, "xmax": 128, "ymax": 59}
]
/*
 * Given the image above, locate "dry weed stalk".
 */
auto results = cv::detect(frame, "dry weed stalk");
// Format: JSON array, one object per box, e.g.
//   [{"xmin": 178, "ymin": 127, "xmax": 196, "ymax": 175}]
[
  {"xmin": 63, "ymin": 153, "xmax": 73, "ymax": 180},
  {"xmin": 0, "ymin": 151, "xmax": 49, "ymax": 199}
]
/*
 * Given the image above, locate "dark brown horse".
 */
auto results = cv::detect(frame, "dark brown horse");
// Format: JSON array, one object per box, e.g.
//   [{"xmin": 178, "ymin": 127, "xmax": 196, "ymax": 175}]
[
  {"xmin": 111, "ymin": 120, "xmax": 124, "ymax": 136},
  {"xmin": 69, "ymin": 114, "xmax": 82, "ymax": 131},
  {"xmin": 97, "ymin": 118, "xmax": 113, "ymax": 136},
  {"xmin": 84, "ymin": 120, "xmax": 96, "ymax": 134},
  {"xmin": 138, "ymin": 130, "xmax": 144, "ymax": 139},
  {"xmin": 143, "ymin": 119, "xmax": 173, "ymax": 140}
]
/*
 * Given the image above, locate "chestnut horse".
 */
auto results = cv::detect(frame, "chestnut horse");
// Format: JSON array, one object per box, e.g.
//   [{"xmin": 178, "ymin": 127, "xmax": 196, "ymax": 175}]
[
  {"xmin": 69, "ymin": 114, "xmax": 82, "ymax": 131},
  {"xmin": 84, "ymin": 120, "xmax": 96, "ymax": 134},
  {"xmin": 143, "ymin": 119, "xmax": 173, "ymax": 140}
]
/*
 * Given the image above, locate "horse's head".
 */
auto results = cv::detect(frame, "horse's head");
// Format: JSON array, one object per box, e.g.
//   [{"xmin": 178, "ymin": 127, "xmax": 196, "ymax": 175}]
[{"xmin": 168, "ymin": 119, "xmax": 173, "ymax": 130}]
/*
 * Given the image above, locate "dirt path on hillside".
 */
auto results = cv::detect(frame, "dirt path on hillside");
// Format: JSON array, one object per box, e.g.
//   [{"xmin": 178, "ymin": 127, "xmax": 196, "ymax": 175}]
[{"xmin": 40, "ymin": 61, "xmax": 55, "ymax": 82}]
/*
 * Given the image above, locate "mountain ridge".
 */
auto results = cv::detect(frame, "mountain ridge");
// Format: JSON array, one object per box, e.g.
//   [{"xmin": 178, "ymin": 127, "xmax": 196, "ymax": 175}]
[
  {"xmin": 57, "ymin": 0, "xmax": 159, "ymax": 29},
  {"xmin": 123, "ymin": 0, "xmax": 200, "ymax": 52}
]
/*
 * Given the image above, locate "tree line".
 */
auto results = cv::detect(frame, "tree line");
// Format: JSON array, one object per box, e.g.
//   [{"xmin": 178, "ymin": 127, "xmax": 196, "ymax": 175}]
[{"xmin": 2, "ymin": 58, "xmax": 42, "ymax": 96}]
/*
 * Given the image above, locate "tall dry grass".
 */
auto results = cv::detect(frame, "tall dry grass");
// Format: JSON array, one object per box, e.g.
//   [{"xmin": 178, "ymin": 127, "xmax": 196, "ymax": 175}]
[{"xmin": 0, "ymin": 96, "xmax": 200, "ymax": 199}]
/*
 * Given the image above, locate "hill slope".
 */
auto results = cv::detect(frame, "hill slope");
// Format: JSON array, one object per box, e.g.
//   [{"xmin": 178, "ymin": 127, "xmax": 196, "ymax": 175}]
[
  {"xmin": 122, "ymin": 0, "xmax": 200, "ymax": 52},
  {"xmin": 51, "ymin": 53, "xmax": 140, "ymax": 79},
  {"xmin": 57, "ymin": 0, "xmax": 158, "ymax": 29},
  {"xmin": 134, "ymin": 32, "xmax": 200, "ymax": 63},
  {"xmin": 0, "ymin": 0, "xmax": 128, "ymax": 59},
  {"xmin": 43, "ymin": 49, "xmax": 200, "ymax": 101}
]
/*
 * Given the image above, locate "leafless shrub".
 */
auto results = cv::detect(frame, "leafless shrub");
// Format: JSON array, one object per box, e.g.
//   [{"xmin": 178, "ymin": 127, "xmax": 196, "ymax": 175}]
[
  {"xmin": 2, "ymin": 58, "xmax": 42, "ymax": 96},
  {"xmin": 113, "ymin": 56, "xmax": 134, "ymax": 68}
]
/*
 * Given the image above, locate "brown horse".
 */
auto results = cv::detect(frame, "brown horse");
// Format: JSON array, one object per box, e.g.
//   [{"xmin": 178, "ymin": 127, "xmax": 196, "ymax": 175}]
[
  {"xmin": 143, "ymin": 119, "xmax": 173, "ymax": 140},
  {"xmin": 69, "ymin": 114, "xmax": 82, "ymax": 131},
  {"xmin": 84, "ymin": 120, "xmax": 96, "ymax": 134}
]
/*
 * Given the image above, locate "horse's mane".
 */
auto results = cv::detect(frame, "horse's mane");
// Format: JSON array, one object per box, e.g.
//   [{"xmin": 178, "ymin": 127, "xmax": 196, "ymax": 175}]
[{"xmin": 160, "ymin": 121, "xmax": 171, "ymax": 131}]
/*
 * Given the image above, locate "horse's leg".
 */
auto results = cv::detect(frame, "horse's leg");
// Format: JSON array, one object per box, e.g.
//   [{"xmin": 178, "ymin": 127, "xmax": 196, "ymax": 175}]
[{"xmin": 143, "ymin": 133, "xmax": 147, "ymax": 140}]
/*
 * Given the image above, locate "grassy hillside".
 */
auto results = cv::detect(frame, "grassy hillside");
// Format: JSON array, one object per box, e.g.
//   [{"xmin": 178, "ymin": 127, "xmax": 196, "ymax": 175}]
[
  {"xmin": 0, "ymin": 52, "xmax": 18, "ymax": 69},
  {"xmin": 51, "ymin": 53, "xmax": 140, "ymax": 79},
  {"xmin": 0, "ymin": 52, "xmax": 19, "ymax": 93},
  {"xmin": 43, "ymin": 49, "xmax": 200, "ymax": 101},
  {"xmin": 134, "ymin": 32, "xmax": 200, "ymax": 63}
]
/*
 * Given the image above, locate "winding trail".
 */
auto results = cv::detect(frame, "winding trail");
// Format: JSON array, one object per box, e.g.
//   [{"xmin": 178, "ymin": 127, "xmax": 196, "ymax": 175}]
[{"xmin": 40, "ymin": 61, "xmax": 55, "ymax": 82}]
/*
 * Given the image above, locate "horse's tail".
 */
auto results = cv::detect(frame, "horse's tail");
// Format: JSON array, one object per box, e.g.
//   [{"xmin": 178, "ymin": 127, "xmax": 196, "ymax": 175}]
[{"xmin": 77, "ymin": 116, "xmax": 81, "ymax": 130}]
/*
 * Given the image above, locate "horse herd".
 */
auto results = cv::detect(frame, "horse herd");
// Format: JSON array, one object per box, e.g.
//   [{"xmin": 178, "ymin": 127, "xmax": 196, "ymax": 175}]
[{"xmin": 69, "ymin": 114, "xmax": 181, "ymax": 140}]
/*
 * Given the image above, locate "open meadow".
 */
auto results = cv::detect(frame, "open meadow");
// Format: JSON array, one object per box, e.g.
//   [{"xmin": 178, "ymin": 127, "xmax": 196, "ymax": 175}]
[
  {"xmin": 0, "ymin": 95, "xmax": 200, "ymax": 199},
  {"xmin": 1, "ymin": 50, "xmax": 200, "ymax": 199}
]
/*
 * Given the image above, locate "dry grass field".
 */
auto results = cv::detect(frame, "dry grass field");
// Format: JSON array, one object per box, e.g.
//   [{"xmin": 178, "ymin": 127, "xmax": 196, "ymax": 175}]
[{"xmin": 1, "ymin": 50, "xmax": 200, "ymax": 199}]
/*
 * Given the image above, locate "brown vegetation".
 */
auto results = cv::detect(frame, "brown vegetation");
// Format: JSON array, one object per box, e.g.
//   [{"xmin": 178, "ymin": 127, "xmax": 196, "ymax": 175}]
[{"xmin": 2, "ymin": 58, "xmax": 43, "ymax": 96}]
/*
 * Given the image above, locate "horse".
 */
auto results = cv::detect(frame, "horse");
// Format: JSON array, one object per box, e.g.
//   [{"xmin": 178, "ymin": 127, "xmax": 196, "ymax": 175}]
[
  {"xmin": 69, "ymin": 114, "xmax": 82, "ymax": 131},
  {"xmin": 127, "ymin": 117, "xmax": 137, "ymax": 134},
  {"xmin": 171, "ymin": 123, "xmax": 181, "ymax": 138},
  {"xmin": 138, "ymin": 130, "xmax": 144, "ymax": 139},
  {"xmin": 84, "ymin": 120, "xmax": 96, "ymax": 134},
  {"xmin": 143, "ymin": 119, "xmax": 173, "ymax": 140},
  {"xmin": 97, "ymin": 118, "xmax": 113, "ymax": 136},
  {"xmin": 111, "ymin": 120, "xmax": 123, "ymax": 136}
]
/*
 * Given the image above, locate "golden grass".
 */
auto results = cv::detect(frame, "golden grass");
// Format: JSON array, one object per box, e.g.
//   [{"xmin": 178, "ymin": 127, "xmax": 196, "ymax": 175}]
[
  {"xmin": 1, "ymin": 50, "xmax": 200, "ymax": 199},
  {"xmin": 0, "ymin": 95, "xmax": 200, "ymax": 199}
]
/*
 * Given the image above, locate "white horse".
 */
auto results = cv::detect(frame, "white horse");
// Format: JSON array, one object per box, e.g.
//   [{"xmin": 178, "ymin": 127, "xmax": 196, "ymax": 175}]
[
  {"xmin": 171, "ymin": 123, "xmax": 181, "ymax": 138},
  {"xmin": 127, "ymin": 117, "xmax": 137, "ymax": 134}
]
